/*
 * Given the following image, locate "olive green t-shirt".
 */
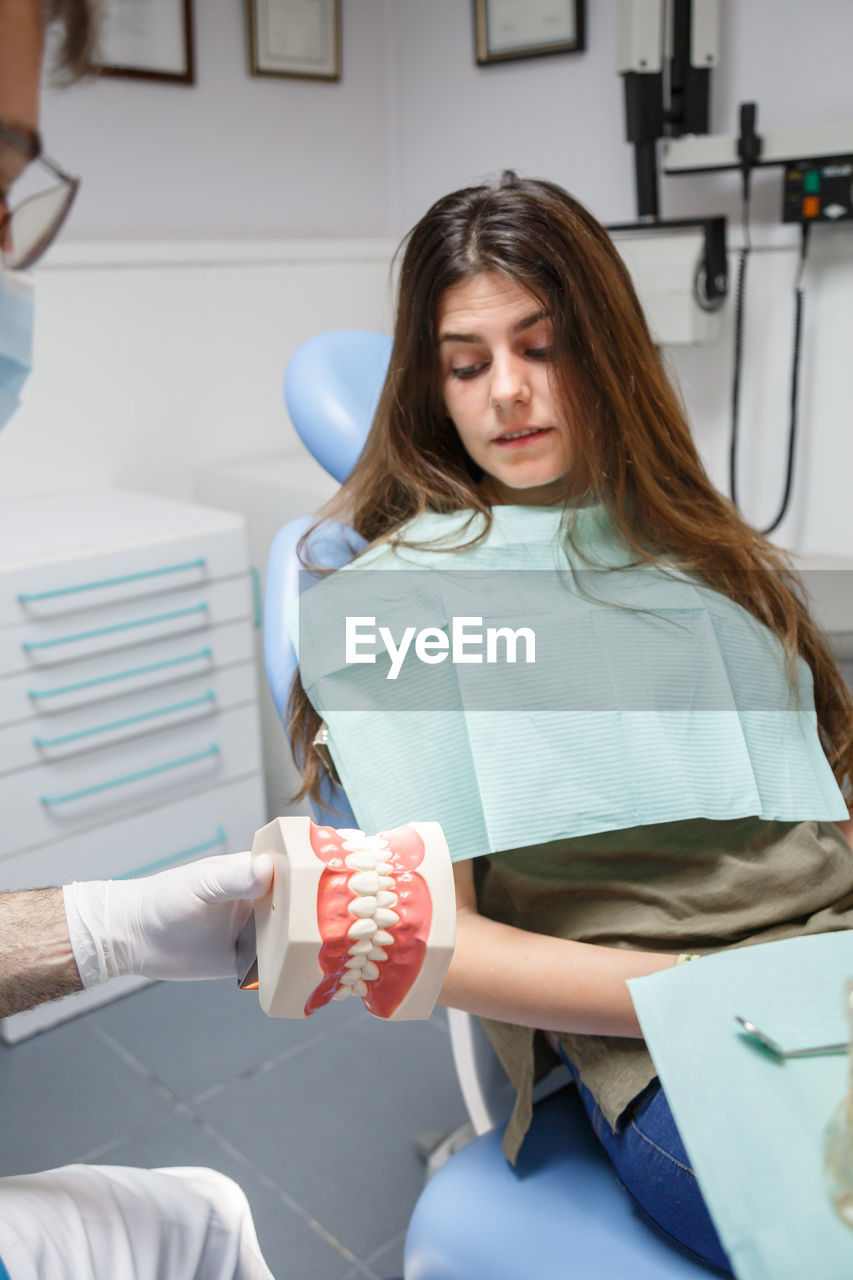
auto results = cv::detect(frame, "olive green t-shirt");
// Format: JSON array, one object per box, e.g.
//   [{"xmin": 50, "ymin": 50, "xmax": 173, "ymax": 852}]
[{"xmin": 474, "ymin": 816, "xmax": 853, "ymax": 1163}]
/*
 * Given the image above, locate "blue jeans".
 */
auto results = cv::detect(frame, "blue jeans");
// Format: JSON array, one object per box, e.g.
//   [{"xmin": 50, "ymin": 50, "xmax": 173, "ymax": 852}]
[{"xmin": 558, "ymin": 1047, "xmax": 733, "ymax": 1274}]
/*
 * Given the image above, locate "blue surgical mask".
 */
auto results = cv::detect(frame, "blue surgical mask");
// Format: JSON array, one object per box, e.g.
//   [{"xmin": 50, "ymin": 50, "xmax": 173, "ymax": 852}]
[{"xmin": 0, "ymin": 266, "xmax": 35, "ymax": 428}]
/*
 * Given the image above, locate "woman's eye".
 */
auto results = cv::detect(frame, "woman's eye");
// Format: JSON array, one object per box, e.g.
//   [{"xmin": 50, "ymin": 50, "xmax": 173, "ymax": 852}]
[
  {"xmin": 451, "ymin": 363, "xmax": 486, "ymax": 380},
  {"xmin": 527, "ymin": 346, "xmax": 554, "ymax": 360}
]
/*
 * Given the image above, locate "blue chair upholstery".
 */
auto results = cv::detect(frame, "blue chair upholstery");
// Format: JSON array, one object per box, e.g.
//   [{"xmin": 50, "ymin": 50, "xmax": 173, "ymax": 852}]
[
  {"xmin": 404, "ymin": 1090, "xmax": 717, "ymax": 1279},
  {"xmin": 269, "ymin": 329, "xmax": 717, "ymax": 1279}
]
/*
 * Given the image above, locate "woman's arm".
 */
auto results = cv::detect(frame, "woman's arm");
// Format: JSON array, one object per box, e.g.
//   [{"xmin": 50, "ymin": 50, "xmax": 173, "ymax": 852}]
[{"xmin": 438, "ymin": 859, "xmax": 677, "ymax": 1038}]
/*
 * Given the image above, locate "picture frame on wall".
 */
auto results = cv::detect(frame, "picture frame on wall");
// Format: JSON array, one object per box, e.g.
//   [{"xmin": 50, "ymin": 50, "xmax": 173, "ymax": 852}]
[
  {"xmin": 474, "ymin": 0, "xmax": 585, "ymax": 65},
  {"xmin": 94, "ymin": 0, "xmax": 195, "ymax": 84},
  {"xmin": 247, "ymin": 0, "xmax": 342, "ymax": 81}
]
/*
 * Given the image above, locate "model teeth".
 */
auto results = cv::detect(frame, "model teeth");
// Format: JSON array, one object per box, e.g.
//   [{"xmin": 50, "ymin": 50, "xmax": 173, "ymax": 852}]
[
  {"xmin": 331, "ymin": 828, "xmax": 408, "ymax": 1000},
  {"xmin": 345, "ymin": 851, "xmax": 379, "ymax": 871},
  {"xmin": 374, "ymin": 907, "xmax": 400, "ymax": 928},
  {"xmin": 349, "ymin": 871, "xmax": 380, "ymax": 895},
  {"xmin": 348, "ymin": 918, "xmax": 377, "ymax": 940},
  {"xmin": 348, "ymin": 896, "xmax": 378, "ymax": 918}
]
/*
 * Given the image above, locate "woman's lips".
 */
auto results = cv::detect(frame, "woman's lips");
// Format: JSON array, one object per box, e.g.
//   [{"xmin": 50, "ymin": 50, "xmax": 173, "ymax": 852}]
[{"xmin": 493, "ymin": 426, "xmax": 554, "ymax": 449}]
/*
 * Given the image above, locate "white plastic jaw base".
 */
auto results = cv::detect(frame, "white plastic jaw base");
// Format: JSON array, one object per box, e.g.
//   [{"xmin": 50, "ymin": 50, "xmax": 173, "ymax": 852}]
[{"xmin": 251, "ymin": 816, "xmax": 456, "ymax": 1022}]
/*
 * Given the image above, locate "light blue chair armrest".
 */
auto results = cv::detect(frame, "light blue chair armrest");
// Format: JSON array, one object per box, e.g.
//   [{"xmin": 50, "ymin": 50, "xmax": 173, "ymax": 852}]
[
  {"xmin": 263, "ymin": 514, "xmax": 366, "ymax": 828},
  {"xmin": 284, "ymin": 330, "xmax": 393, "ymax": 483}
]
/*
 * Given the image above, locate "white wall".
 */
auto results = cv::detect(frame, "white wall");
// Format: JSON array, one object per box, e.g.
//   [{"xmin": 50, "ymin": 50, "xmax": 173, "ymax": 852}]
[
  {"xmin": 39, "ymin": 0, "xmax": 393, "ymax": 238},
  {"xmin": 1, "ymin": 240, "xmax": 395, "ymax": 501},
  {"xmin": 7, "ymin": 0, "xmax": 853, "ymax": 556}
]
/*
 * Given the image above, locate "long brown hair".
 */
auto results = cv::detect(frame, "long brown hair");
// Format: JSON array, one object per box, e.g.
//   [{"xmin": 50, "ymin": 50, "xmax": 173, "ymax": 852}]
[
  {"xmin": 290, "ymin": 171, "xmax": 853, "ymax": 810},
  {"xmin": 42, "ymin": 0, "xmax": 100, "ymax": 80}
]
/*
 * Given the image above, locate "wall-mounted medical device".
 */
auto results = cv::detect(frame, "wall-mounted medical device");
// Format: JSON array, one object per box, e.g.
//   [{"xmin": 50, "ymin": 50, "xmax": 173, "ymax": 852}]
[
  {"xmin": 611, "ymin": 0, "xmax": 726, "ymax": 343},
  {"xmin": 664, "ymin": 104, "xmax": 853, "ymax": 533},
  {"xmin": 618, "ymin": 1, "xmax": 853, "ymax": 533}
]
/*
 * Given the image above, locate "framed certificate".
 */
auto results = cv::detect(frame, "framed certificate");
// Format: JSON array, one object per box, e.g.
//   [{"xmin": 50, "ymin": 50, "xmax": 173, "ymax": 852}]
[
  {"xmin": 474, "ymin": 0, "xmax": 585, "ymax": 65},
  {"xmin": 95, "ymin": 0, "xmax": 195, "ymax": 84},
  {"xmin": 247, "ymin": 0, "xmax": 342, "ymax": 81}
]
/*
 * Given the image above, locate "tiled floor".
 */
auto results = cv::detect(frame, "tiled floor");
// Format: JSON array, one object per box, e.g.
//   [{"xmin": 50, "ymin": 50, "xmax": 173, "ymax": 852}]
[{"xmin": 0, "ymin": 978, "xmax": 470, "ymax": 1279}]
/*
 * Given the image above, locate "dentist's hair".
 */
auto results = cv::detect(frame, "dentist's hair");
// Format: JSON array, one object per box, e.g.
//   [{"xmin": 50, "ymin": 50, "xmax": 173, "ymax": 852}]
[
  {"xmin": 43, "ymin": 0, "xmax": 100, "ymax": 79},
  {"xmin": 290, "ymin": 171, "xmax": 853, "ymax": 806}
]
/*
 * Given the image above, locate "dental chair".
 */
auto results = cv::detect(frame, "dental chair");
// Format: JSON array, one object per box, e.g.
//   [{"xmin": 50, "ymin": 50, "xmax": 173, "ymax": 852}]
[{"xmin": 264, "ymin": 331, "xmax": 720, "ymax": 1279}]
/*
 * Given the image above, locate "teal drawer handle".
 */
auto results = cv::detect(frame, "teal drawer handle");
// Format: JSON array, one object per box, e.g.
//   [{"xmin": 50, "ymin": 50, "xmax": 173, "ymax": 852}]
[
  {"xmin": 40, "ymin": 744, "xmax": 220, "ymax": 806},
  {"xmin": 17, "ymin": 557, "xmax": 206, "ymax": 603},
  {"xmin": 250, "ymin": 566, "xmax": 263, "ymax": 630},
  {"xmin": 116, "ymin": 825, "xmax": 228, "ymax": 879},
  {"xmin": 22, "ymin": 603, "xmax": 208, "ymax": 652},
  {"xmin": 28, "ymin": 647, "xmax": 213, "ymax": 700},
  {"xmin": 33, "ymin": 691, "xmax": 216, "ymax": 749}
]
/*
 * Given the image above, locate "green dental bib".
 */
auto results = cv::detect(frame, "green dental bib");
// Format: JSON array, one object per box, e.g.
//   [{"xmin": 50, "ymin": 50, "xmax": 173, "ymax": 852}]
[{"xmin": 292, "ymin": 505, "xmax": 847, "ymax": 862}]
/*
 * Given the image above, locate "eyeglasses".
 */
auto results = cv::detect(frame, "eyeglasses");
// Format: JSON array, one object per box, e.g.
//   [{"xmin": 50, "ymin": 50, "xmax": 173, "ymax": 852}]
[{"xmin": 0, "ymin": 124, "xmax": 80, "ymax": 271}]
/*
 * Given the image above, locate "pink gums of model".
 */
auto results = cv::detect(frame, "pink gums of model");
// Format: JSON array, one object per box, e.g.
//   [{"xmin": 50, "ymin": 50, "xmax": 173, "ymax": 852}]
[
  {"xmin": 307, "ymin": 824, "xmax": 432, "ymax": 1018},
  {"xmin": 250, "ymin": 816, "xmax": 455, "ymax": 1022}
]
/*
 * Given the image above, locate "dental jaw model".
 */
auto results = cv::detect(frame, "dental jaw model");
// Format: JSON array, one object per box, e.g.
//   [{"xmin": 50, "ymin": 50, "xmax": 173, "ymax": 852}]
[{"xmin": 250, "ymin": 817, "xmax": 456, "ymax": 1021}]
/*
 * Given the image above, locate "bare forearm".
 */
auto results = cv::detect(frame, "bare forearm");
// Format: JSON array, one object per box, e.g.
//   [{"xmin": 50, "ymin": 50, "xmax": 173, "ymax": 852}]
[
  {"xmin": 439, "ymin": 907, "xmax": 676, "ymax": 1037},
  {"xmin": 0, "ymin": 888, "xmax": 82, "ymax": 1017}
]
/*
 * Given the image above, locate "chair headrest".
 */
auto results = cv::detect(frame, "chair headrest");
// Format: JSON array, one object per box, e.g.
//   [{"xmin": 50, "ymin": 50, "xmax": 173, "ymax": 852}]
[{"xmin": 284, "ymin": 329, "xmax": 392, "ymax": 484}]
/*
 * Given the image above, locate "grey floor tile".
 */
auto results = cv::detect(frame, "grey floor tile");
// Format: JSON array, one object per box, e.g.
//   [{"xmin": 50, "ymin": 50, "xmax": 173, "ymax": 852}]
[
  {"xmin": 358, "ymin": 1231, "xmax": 406, "ymax": 1280},
  {"xmin": 194, "ymin": 1013, "xmax": 469, "ymax": 1261},
  {"xmin": 0, "ymin": 1018, "xmax": 175, "ymax": 1177},
  {"xmin": 86, "ymin": 977, "xmax": 363, "ymax": 1101},
  {"xmin": 76, "ymin": 1106, "xmax": 364, "ymax": 1280}
]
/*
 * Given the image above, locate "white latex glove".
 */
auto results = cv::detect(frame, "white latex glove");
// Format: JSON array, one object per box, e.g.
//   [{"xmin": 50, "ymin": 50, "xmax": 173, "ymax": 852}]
[{"xmin": 62, "ymin": 851, "xmax": 273, "ymax": 986}]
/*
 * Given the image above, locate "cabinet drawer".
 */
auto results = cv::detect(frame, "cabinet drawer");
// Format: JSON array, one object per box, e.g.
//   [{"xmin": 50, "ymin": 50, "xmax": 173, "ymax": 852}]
[
  {"xmin": 0, "ymin": 661, "xmax": 258, "ymax": 775},
  {"xmin": 0, "ymin": 772, "xmax": 265, "ymax": 889},
  {"xmin": 0, "ymin": 575, "xmax": 253, "ymax": 677},
  {"xmin": 0, "ymin": 617, "xmax": 254, "ymax": 726},
  {"xmin": 1, "ymin": 509, "xmax": 248, "ymax": 629},
  {"xmin": 0, "ymin": 703, "xmax": 262, "ymax": 859}
]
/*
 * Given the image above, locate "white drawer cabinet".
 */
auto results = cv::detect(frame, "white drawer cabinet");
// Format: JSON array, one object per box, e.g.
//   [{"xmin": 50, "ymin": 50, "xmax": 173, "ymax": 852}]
[{"xmin": 0, "ymin": 490, "xmax": 266, "ymax": 1040}]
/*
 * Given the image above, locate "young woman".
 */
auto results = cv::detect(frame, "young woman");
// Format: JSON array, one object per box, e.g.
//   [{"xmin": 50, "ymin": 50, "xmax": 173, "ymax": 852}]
[{"xmin": 288, "ymin": 171, "xmax": 853, "ymax": 1272}]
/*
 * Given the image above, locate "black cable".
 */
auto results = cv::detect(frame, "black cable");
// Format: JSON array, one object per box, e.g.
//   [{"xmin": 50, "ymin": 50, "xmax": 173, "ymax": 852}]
[
  {"xmin": 728, "ymin": 191, "xmax": 812, "ymax": 536},
  {"xmin": 761, "ymin": 223, "xmax": 811, "ymax": 536},
  {"xmin": 728, "ymin": 189, "xmax": 751, "ymax": 510}
]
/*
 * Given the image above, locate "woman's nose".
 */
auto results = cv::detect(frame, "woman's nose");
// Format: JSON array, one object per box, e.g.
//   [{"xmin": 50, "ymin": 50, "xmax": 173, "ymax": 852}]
[{"xmin": 489, "ymin": 353, "xmax": 530, "ymax": 410}]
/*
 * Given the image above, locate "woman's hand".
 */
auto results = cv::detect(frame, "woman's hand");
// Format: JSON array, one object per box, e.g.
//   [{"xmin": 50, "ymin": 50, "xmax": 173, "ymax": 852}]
[{"xmin": 438, "ymin": 859, "xmax": 677, "ymax": 1038}]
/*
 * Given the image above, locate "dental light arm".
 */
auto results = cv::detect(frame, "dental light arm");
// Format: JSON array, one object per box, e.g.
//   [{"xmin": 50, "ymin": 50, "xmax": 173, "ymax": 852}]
[{"xmin": 617, "ymin": 0, "xmax": 720, "ymax": 219}]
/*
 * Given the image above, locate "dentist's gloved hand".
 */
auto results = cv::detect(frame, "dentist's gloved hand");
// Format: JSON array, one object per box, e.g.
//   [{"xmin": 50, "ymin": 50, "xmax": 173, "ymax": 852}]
[{"xmin": 62, "ymin": 852, "xmax": 274, "ymax": 986}]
